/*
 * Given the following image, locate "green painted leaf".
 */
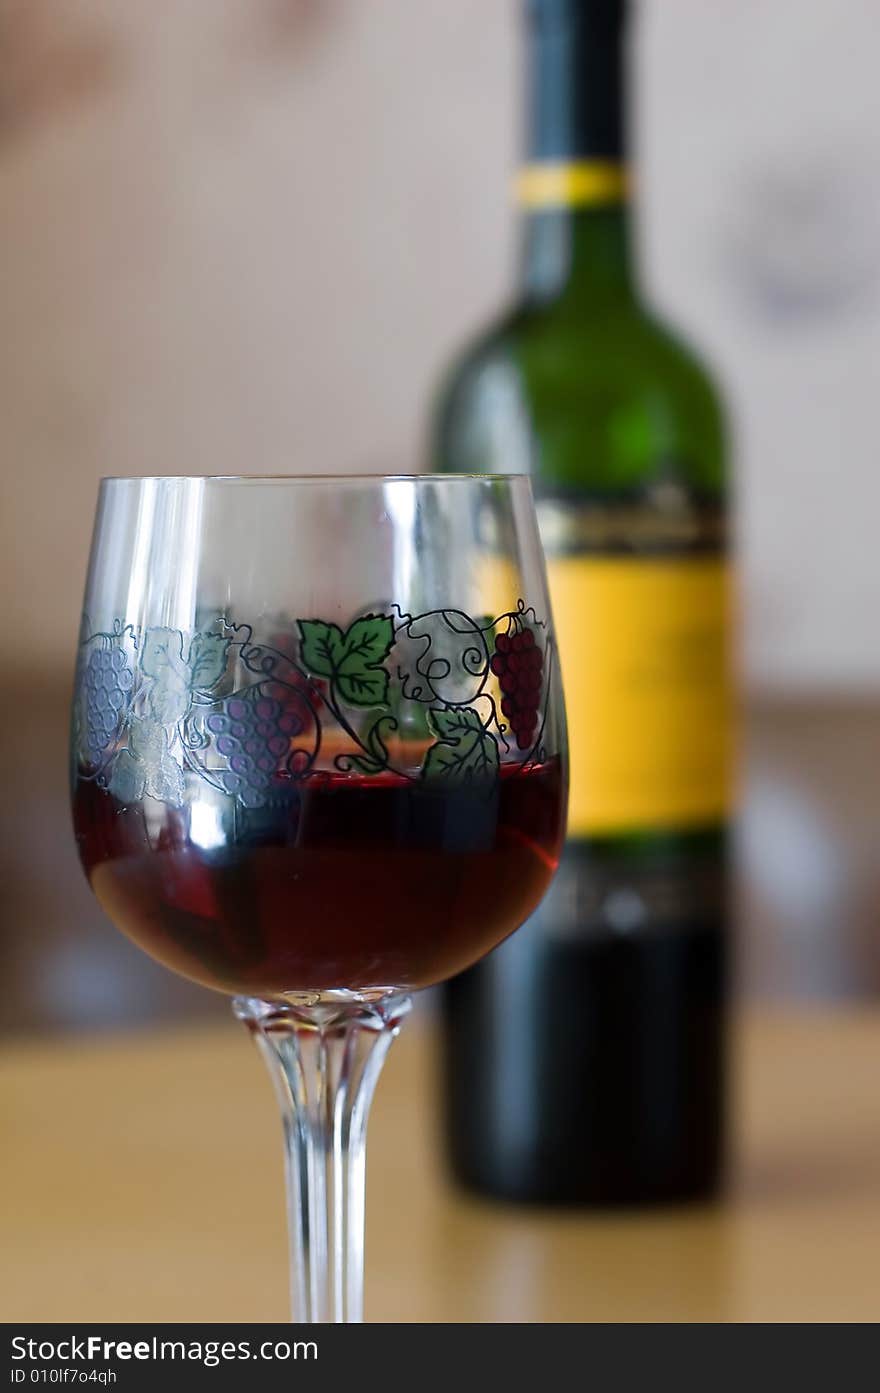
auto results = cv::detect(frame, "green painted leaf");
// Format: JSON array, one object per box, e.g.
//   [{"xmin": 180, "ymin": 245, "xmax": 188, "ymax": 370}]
[
  {"xmin": 334, "ymin": 615, "xmax": 394, "ymax": 708},
  {"xmin": 298, "ymin": 620, "xmax": 346, "ymax": 678},
  {"xmin": 422, "ymin": 732, "xmax": 499, "ymax": 785},
  {"xmin": 335, "ymin": 666, "xmax": 389, "ymax": 708},
  {"xmin": 427, "ymin": 706, "xmax": 483, "ymax": 741},
  {"xmin": 422, "ymin": 707, "xmax": 499, "ymax": 786},
  {"xmin": 337, "ymin": 615, "xmax": 394, "ymax": 670},
  {"xmin": 299, "ymin": 613, "xmax": 394, "ymax": 709},
  {"xmin": 188, "ymin": 633, "xmax": 230, "ymax": 689}
]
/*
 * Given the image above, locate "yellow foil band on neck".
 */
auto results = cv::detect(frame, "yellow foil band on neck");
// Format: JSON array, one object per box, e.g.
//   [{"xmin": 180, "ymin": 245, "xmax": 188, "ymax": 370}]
[{"xmin": 515, "ymin": 161, "xmax": 629, "ymax": 209}]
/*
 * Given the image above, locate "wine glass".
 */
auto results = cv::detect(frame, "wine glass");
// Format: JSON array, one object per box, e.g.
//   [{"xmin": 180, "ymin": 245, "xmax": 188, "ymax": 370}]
[{"xmin": 71, "ymin": 474, "xmax": 567, "ymax": 1323}]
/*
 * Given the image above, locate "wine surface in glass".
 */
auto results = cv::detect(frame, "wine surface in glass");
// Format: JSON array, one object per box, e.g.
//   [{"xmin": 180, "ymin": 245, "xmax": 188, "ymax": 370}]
[{"xmin": 73, "ymin": 760, "xmax": 564, "ymax": 998}]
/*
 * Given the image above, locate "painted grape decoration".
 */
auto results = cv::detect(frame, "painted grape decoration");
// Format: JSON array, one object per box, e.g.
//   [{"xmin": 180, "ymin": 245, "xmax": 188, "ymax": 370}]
[
  {"xmin": 82, "ymin": 645, "xmax": 134, "ymax": 762},
  {"xmin": 491, "ymin": 625, "xmax": 544, "ymax": 751},
  {"xmin": 205, "ymin": 691, "xmax": 307, "ymax": 807},
  {"xmin": 76, "ymin": 603, "xmax": 553, "ymax": 808}
]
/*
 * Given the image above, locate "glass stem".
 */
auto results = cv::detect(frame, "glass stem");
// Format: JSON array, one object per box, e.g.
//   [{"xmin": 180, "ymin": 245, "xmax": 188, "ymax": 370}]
[{"xmin": 234, "ymin": 993, "xmax": 412, "ymax": 1324}]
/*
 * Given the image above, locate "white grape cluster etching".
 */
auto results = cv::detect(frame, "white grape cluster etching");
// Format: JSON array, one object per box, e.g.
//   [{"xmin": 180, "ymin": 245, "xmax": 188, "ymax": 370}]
[{"xmin": 73, "ymin": 602, "xmax": 554, "ymax": 810}]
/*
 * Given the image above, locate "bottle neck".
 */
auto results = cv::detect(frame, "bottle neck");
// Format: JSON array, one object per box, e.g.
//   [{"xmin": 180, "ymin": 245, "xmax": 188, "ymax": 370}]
[
  {"xmin": 519, "ymin": 0, "xmax": 634, "ymax": 306},
  {"xmin": 520, "ymin": 203, "xmax": 634, "ymax": 304}
]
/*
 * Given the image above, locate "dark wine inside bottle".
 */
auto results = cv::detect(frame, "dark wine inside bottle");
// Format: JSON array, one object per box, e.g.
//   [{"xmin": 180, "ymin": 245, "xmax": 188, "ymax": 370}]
[
  {"xmin": 433, "ymin": 0, "xmax": 731, "ymax": 1205},
  {"xmin": 442, "ymin": 838, "xmax": 727, "ymax": 1205}
]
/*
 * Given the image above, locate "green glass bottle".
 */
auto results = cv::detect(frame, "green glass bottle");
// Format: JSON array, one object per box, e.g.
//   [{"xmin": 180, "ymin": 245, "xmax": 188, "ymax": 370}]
[{"xmin": 433, "ymin": 0, "xmax": 732, "ymax": 1204}]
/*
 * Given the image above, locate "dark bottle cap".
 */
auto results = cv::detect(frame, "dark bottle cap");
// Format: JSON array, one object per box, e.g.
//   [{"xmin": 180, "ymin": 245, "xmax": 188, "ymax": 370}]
[{"xmin": 524, "ymin": 0, "xmax": 629, "ymax": 163}]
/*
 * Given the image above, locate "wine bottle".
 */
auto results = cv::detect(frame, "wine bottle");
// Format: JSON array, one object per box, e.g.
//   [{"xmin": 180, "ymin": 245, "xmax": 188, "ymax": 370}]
[{"xmin": 432, "ymin": 0, "xmax": 732, "ymax": 1204}]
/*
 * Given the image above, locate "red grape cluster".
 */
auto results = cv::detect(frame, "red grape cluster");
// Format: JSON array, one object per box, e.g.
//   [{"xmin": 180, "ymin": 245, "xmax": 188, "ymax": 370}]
[{"xmin": 490, "ymin": 627, "xmax": 544, "ymax": 751}]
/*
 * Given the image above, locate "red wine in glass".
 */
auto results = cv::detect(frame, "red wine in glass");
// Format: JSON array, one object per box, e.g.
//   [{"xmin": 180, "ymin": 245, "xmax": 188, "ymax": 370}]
[{"xmin": 73, "ymin": 759, "xmax": 564, "ymax": 998}]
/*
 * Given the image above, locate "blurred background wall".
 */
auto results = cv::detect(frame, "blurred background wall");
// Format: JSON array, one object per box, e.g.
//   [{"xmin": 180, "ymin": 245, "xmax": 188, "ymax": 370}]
[{"xmin": 2, "ymin": 0, "xmax": 878, "ymax": 1030}]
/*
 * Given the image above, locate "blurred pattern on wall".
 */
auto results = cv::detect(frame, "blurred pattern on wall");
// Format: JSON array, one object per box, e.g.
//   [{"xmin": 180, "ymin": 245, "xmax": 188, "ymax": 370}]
[{"xmin": 1, "ymin": 0, "xmax": 878, "ymax": 1030}]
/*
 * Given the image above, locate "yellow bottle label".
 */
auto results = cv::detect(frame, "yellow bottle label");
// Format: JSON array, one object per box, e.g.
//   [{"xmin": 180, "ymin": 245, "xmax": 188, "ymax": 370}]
[
  {"xmin": 547, "ymin": 556, "xmax": 733, "ymax": 835},
  {"xmin": 515, "ymin": 160, "xmax": 629, "ymax": 209}
]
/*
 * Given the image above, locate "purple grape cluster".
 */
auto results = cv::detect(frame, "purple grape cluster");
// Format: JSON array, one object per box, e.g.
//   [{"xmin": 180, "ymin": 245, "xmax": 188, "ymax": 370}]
[
  {"xmin": 205, "ymin": 693, "xmax": 303, "ymax": 806},
  {"xmin": 82, "ymin": 645, "xmax": 134, "ymax": 762},
  {"xmin": 490, "ymin": 627, "xmax": 544, "ymax": 751}
]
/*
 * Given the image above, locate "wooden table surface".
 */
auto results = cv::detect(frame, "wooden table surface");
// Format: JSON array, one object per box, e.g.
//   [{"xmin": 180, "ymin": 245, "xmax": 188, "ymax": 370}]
[{"xmin": 2, "ymin": 1009, "xmax": 878, "ymax": 1323}]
